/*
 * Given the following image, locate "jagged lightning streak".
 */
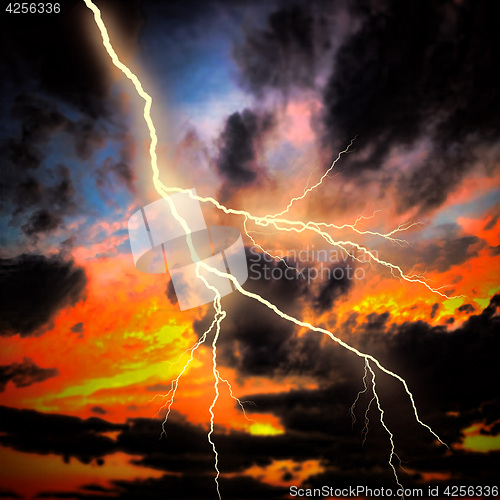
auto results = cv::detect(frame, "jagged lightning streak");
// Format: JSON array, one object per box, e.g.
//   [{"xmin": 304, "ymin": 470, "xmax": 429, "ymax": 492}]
[
  {"xmin": 82, "ymin": 6, "xmax": 254, "ymax": 495},
  {"xmin": 217, "ymin": 374, "xmax": 255, "ymax": 422},
  {"xmin": 362, "ymin": 395, "xmax": 376, "ymax": 446},
  {"xmin": 166, "ymin": 191, "xmax": 459, "ymax": 299},
  {"xmin": 350, "ymin": 358, "xmax": 369, "ymax": 427},
  {"xmin": 349, "ymin": 360, "xmax": 376, "ymax": 445},
  {"xmin": 83, "ymin": 2, "xmax": 450, "ymax": 498},
  {"xmin": 206, "ymin": 291, "xmax": 226, "ymax": 500},
  {"xmin": 366, "ymin": 359, "xmax": 404, "ymax": 496},
  {"xmin": 270, "ymin": 136, "xmax": 357, "ymax": 218},
  {"xmin": 203, "ymin": 264, "xmax": 449, "ymax": 450},
  {"xmin": 157, "ymin": 307, "xmax": 221, "ymax": 437},
  {"xmin": 156, "ymin": 310, "xmax": 253, "ymax": 425},
  {"xmin": 349, "ymin": 358, "xmax": 375, "ymax": 446}
]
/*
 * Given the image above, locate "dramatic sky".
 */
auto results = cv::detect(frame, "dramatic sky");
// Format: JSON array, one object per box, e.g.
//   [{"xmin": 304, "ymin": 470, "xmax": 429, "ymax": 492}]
[{"xmin": 1, "ymin": 0, "xmax": 499, "ymax": 499}]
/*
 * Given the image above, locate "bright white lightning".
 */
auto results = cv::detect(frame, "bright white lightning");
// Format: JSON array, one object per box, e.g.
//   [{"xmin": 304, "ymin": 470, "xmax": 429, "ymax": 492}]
[
  {"xmin": 83, "ymin": 2, "xmax": 450, "ymax": 498},
  {"xmin": 202, "ymin": 264, "xmax": 449, "ymax": 451},
  {"xmin": 362, "ymin": 396, "xmax": 376, "ymax": 446},
  {"xmin": 270, "ymin": 136, "xmax": 357, "ymax": 218},
  {"xmin": 157, "ymin": 307, "xmax": 220, "ymax": 438},
  {"xmin": 207, "ymin": 292, "xmax": 226, "ymax": 500},
  {"xmin": 349, "ymin": 360, "xmax": 378, "ymax": 447},
  {"xmin": 350, "ymin": 358, "xmax": 370, "ymax": 427},
  {"xmin": 366, "ymin": 360, "xmax": 404, "ymax": 496}
]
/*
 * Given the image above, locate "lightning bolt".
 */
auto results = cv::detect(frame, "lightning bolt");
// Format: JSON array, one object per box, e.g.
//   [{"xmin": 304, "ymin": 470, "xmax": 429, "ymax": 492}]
[
  {"xmin": 83, "ymin": 2, "xmax": 451, "ymax": 498},
  {"xmin": 362, "ymin": 395, "xmax": 376, "ymax": 446},
  {"xmin": 206, "ymin": 290, "xmax": 226, "ymax": 500},
  {"xmin": 350, "ymin": 358, "xmax": 369, "ymax": 427},
  {"xmin": 156, "ymin": 305, "xmax": 220, "ymax": 438},
  {"xmin": 366, "ymin": 360, "xmax": 405, "ymax": 496},
  {"xmin": 349, "ymin": 359, "xmax": 377, "ymax": 446},
  {"xmin": 270, "ymin": 136, "xmax": 357, "ymax": 218}
]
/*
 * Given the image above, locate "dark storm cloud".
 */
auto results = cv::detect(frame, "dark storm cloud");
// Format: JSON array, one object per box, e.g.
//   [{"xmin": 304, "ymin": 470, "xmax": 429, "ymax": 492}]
[
  {"xmin": 21, "ymin": 209, "xmax": 62, "ymax": 237},
  {"xmin": 1, "ymin": 4, "xmax": 141, "ymax": 245},
  {"xmin": 321, "ymin": 0, "xmax": 500, "ymax": 212},
  {"xmin": 354, "ymin": 295, "xmax": 500, "ymax": 419},
  {"xmin": 483, "ymin": 204, "xmax": 500, "ymax": 232},
  {"xmin": 193, "ymin": 248, "xmax": 308, "ymax": 376},
  {"xmin": 0, "ymin": 406, "xmax": 124, "ymax": 464},
  {"xmin": 0, "ymin": 0, "xmax": 142, "ymax": 114},
  {"xmin": 229, "ymin": 294, "xmax": 500, "ymax": 486},
  {"xmin": 430, "ymin": 302, "xmax": 439, "ymax": 319},
  {"xmin": 418, "ymin": 233, "xmax": 483, "ymax": 273},
  {"xmin": 0, "ymin": 91, "xmax": 133, "ymax": 245},
  {"xmin": 68, "ymin": 119, "xmax": 107, "ymax": 161},
  {"xmin": 165, "ymin": 278, "xmax": 178, "ymax": 306},
  {"xmin": 95, "ymin": 153, "xmax": 136, "ymax": 193},
  {"xmin": 3, "ymin": 94, "xmax": 69, "ymax": 174},
  {"xmin": 0, "ymin": 491, "xmax": 22, "ymax": 499},
  {"xmin": 70, "ymin": 322, "xmax": 84, "ymax": 333},
  {"xmin": 193, "ymin": 249, "xmax": 354, "ymax": 378},
  {"xmin": 235, "ymin": 1, "xmax": 500, "ymax": 214},
  {"xmin": 364, "ymin": 310, "xmax": 390, "ymax": 331},
  {"xmin": 3, "ymin": 94, "xmax": 106, "ymax": 173},
  {"xmin": 458, "ymin": 303, "xmax": 475, "ymax": 314},
  {"xmin": 1, "ymin": 96, "xmax": 76, "ymax": 238},
  {"xmin": 49, "ymin": 165, "xmax": 76, "ymax": 207},
  {"xmin": 381, "ymin": 223, "xmax": 485, "ymax": 274},
  {"xmin": 14, "ymin": 178, "xmax": 44, "ymax": 207},
  {"xmin": 90, "ymin": 406, "xmax": 108, "ymax": 416},
  {"xmin": 233, "ymin": 3, "xmax": 332, "ymax": 96},
  {"xmin": 37, "ymin": 476, "xmax": 285, "ymax": 500},
  {"xmin": 0, "ymin": 254, "xmax": 87, "ymax": 337},
  {"xmin": 0, "ymin": 358, "xmax": 59, "ymax": 392},
  {"xmin": 0, "ymin": 406, "xmax": 286, "ymax": 498},
  {"xmin": 313, "ymin": 264, "xmax": 354, "ymax": 312},
  {"xmin": 215, "ymin": 109, "xmax": 274, "ymax": 199},
  {"xmin": 325, "ymin": 0, "xmax": 500, "ymax": 147}
]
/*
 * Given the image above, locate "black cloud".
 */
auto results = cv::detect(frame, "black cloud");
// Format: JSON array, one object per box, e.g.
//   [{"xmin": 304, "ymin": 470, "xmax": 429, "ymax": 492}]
[
  {"xmin": 0, "ymin": 358, "xmax": 59, "ymax": 392},
  {"xmin": 233, "ymin": 3, "xmax": 329, "ymax": 96},
  {"xmin": 90, "ymin": 406, "xmax": 108, "ymax": 416},
  {"xmin": 2, "ymin": 291, "xmax": 499, "ymax": 500},
  {"xmin": 234, "ymin": 1, "xmax": 500, "ymax": 214},
  {"xmin": 322, "ymin": 0, "xmax": 500, "ymax": 212},
  {"xmin": 193, "ymin": 249, "xmax": 309, "ymax": 376},
  {"xmin": 0, "ymin": 0, "xmax": 142, "ymax": 114},
  {"xmin": 0, "ymin": 254, "xmax": 87, "ymax": 337},
  {"xmin": 313, "ymin": 263, "xmax": 354, "ymax": 312},
  {"xmin": 215, "ymin": 109, "xmax": 274, "ymax": 199},
  {"xmin": 0, "ymin": 406, "xmax": 124, "ymax": 464},
  {"xmin": 70, "ymin": 322, "xmax": 84, "ymax": 333},
  {"xmin": 21, "ymin": 209, "xmax": 62, "ymax": 237},
  {"xmin": 458, "ymin": 303, "xmax": 476, "ymax": 314}
]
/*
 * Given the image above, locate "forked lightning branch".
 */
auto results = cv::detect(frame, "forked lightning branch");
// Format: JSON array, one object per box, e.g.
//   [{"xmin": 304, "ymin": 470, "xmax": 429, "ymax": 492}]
[{"xmin": 83, "ymin": 1, "xmax": 454, "ymax": 498}]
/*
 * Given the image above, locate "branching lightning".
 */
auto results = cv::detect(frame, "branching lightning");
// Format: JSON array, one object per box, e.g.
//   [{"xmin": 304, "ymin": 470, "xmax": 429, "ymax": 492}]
[
  {"xmin": 350, "ymin": 358, "xmax": 370, "ymax": 427},
  {"xmin": 84, "ymin": 1, "xmax": 452, "ymax": 497},
  {"xmin": 156, "ymin": 306, "xmax": 221, "ymax": 438},
  {"xmin": 270, "ymin": 136, "xmax": 357, "ymax": 218},
  {"xmin": 362, "ymin": 395, "xmax": 376, "ymax": 446},
  {"xmin": 366, "ymin": 360, "xmax": 405, "ymax": 496},
  {"xmin": 206, "ymin": 291, "xmax": 226, "ymax": 500}
]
